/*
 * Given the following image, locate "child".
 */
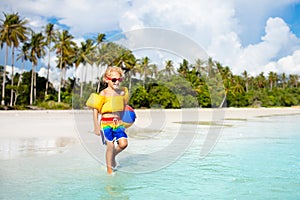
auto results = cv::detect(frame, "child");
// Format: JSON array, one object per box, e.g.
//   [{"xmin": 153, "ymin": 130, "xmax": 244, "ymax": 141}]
[{"xmin": 86, "ymin": 66, "xmax": 129, "ymax": 174}]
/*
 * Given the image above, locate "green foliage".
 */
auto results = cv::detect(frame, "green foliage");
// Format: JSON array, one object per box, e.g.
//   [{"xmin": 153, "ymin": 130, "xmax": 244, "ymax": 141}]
[
  {"xmin": 147, "ymin": 83, "xmax": 180, "ymax": 108},
  {"xmin": 37, "ymin": 100, "xmax": 70, "ymax": 109},
  {"xmin": 129, "ymin": 85, "xmax": 149, "ymax": 108},
  {"xmin": 1, "ymin": 11, "xmax": 299, "ymax": 109}
]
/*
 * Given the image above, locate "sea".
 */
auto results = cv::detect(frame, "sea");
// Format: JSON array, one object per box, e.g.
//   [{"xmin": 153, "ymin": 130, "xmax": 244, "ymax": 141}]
[{"xmin": 1, "ymin": 113, "xmax": 300, "ymax": 200}]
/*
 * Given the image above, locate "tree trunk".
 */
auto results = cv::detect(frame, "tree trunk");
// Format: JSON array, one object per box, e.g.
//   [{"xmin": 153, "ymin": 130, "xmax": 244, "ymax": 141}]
[
  {"xmin": 1, "ymin": 45, "xmax": 8, "ymax": 106},
  {"xmin": 58, "ymin": 50, "xmax": 62, "ymax": 103},
  {"xmin": 14, "ymin": 58, "xmax": 24, "ymax": 106},
  {"xmin": 96, "ymin": 65, "xmax": 100, "ymax": 93},
  {"xmin": 219, "ymin": 94, "xmax": 227, "ymax": 108},
  {"xmin": 143, "ymin": 69, "xmax": 146, "ymax": 88},
  {"xmin": 90, "ymin": 65, "xmax": 94, "ymax": 87},
  {"xmin": 45, "ymin": 51, "xmax": 50, "ymax": 97},
  {"xmin": 58, "ymin": 65, "xmax": 62, "ymax": 103},
  {"xmin": 30, "ymin": 64, "xmax": 34, "ymax": 105},
  {"xmin": 96, "ymin": 65, "xmax": 104, "ymax": 93},
  {"xmin": 34, "ymin": 66, "xmax": 37, "ymax": 104},
  {"xmin": 129, "ymin": 70, "xmax": 132, "ymax": 93},
  {"xmin": 10, "ymin": 47, "xmax": 15, "ymax": 106}
]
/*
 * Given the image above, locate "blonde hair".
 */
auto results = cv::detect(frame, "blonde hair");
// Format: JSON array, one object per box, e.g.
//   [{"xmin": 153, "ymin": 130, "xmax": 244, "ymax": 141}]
[{"xmin": 103, "ymin": 66, "xmax": 124, "ymax": 81}]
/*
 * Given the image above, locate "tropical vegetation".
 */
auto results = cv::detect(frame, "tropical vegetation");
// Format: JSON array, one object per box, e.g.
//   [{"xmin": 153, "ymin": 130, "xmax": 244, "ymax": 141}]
[{"xmin": 0, "ymin": 12, "xmax": 299, "ymax": 110}]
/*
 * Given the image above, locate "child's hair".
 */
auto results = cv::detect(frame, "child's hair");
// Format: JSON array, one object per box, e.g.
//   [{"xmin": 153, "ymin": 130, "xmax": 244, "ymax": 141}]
[{"xmin": 103, "ymin": 66, "xmax": 124, "ymax": 81}]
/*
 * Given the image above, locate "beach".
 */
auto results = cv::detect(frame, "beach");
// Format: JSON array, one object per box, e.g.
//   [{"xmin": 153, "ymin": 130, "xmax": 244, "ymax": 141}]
[
  {"xmin": 1, "ymin": 107, "xmax": 300, "ymax": 160},
  {"xmin": 1, "ymin": 107, "xmax": 300, "ymax": 138},
  {"xmin": 1, "ymin": 107, "xmax": 300, "ymax": 200}
]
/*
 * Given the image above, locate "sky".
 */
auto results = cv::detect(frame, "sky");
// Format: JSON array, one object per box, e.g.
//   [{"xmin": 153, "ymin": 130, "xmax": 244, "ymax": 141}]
[{"xmin": 1, "ymin": 0, "xmax": 300, "ymax": 87}]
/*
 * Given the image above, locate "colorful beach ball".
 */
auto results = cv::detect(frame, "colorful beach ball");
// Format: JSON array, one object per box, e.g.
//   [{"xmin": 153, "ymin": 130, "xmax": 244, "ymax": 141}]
[{"xmin": 121, "ymin": 105, "xmax": 136, "ymax": 128}]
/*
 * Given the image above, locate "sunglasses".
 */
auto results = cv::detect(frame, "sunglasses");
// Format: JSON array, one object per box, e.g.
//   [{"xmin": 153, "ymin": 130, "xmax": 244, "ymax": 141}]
[{"xmin": 106, "ymin": 77, "xmax": 123, "ymax": 83}]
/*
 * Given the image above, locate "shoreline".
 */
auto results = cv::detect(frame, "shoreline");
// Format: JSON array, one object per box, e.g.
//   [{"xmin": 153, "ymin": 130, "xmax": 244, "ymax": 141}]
[
  {"xmin": 1, "ymin": 107, "xmax": 300, "ymax": 159},
  {"xmin": 1, "ymin": 107, "xmax": 300, "ymax": 138}
]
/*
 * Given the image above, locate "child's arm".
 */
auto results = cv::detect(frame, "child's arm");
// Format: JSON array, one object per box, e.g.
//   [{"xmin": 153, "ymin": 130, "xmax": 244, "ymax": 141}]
[{"xmin": 93, "ymin": 108, "xmax": 101, "ymax": 136}]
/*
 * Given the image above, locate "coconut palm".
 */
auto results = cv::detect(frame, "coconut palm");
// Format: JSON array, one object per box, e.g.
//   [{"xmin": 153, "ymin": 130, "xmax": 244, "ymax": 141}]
[
  {"xmin": 231, "ymin": 75, "xmax": 245, "ymax": 94},
  {"xmin": 74, "ymin": 39, "xmax": 95, "ymax": 97},
  {"xmin": 178, "ymin": 59, "xmax": 190, "ymax": 77},
  {"xmin": 256, "ymin": 72, "xmax": 266, "ymax": 89},
  {"xmin": 242, "ymin": 70, "xmax": 249, "ymax": 92},
  {"xmin": 95, "ymin": 33, "xmax": 105, "ymax": 45},
  {"xmin": 194, "ymin": 58, "xmax": 206, "ymax": 77},
  {"xmin": 27, "ymin": 32, "xmax": 46, "ymax": 105},
  {"xmin": 207, "ymin": 57, "xmax": 216, "ymax": 77},
  {"xmin": 115, "ymin": 49, "xmax": 136, "ymax": 92},
  {"xmin": 93, "ymin": 33, "xmax": 106, "ymax": 92},
  {"xmin": 15, "ymin": 43, "xmax": 30, "ymax": 105},
  {"xmin": 280, "ymin": 73, "xmax": 287, "ymax": 89},
  {"xmin": 149, "ymin": 63, "xmax": 158, "ymax": 79},
  {"xmin": 268, "ymin": 71, "xmax": 276, "ymax": 90},
  {"xmin": 139, "ymin": 57, "xmax": 151, "ymax": 87},
  {"xmin": 53, "ymin": 30, "xmax": 76, "ymax": 103},
  {"xmin": 161, "ymin": 60, "xmax": 176, "ymax": 77},
  {"xmin": 44, "ymin": 23, "xmax": 56, "ymax": 97},
  {"xmin": 216, "ymin": 63, "xmax": 232, "ymax": 107},
  {"xmin": 0, "ymin": 12, "xmax": 28, "ymax": 106},
  {"xmin": 289, "ymin": 74, "xmax": 299, "ymax": 88}
]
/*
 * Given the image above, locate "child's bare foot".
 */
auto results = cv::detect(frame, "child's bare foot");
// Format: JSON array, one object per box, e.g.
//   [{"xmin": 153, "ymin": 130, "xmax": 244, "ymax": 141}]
[{"xmin": 107, "ymin": 167, "xmax": 114, "ymax": 175}]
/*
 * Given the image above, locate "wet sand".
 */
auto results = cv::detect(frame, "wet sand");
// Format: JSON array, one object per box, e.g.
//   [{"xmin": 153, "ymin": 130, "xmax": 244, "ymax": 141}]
[{"xmin": 1, "ymin": 107, "xmax": 300, "ymax": 159}]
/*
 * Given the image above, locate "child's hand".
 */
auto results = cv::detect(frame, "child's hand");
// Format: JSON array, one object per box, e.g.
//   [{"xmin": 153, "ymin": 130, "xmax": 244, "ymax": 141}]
[{"xmin": 94, "ymin": 125, "xmax": 101, "ymax": 136}]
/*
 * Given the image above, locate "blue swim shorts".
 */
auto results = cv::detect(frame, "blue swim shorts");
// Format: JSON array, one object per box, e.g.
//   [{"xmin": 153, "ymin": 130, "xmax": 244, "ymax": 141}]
[{"xmin": 101, "ymin": 117, "xmax": 128, "ymax": 142}]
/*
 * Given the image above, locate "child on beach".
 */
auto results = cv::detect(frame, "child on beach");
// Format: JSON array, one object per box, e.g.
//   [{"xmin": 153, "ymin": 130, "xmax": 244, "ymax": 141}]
[{"xmin": 86, "ymin": 66, "xmax": 129, "ymax": 174}]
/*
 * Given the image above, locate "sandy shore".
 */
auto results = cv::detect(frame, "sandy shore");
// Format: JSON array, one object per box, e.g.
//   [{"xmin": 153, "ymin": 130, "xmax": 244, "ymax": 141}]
[
  {"xmin": 1, "ymin": 107, "xmax": 300, "ymax": 160},
  {"xmin": 1, "ymin": 107, "xmax": 300, "ymax": 139}
]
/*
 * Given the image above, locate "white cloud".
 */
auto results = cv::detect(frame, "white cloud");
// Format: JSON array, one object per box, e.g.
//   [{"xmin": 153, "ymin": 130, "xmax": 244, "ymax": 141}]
[
  {"xmin": 117, "ymin": 0, "xmax": 300, "ymax": 76},
  {"xmin": 119, "ymin": 0, "xmax": 239, "ymax": 48},
  {"xmin": 5, "ymin": 65, "xmax": 23, "ymax": 78},
  {"xmin": 1, "ymin": 0, "xmax": 300, "ymax": 79},
  {"xmin": 270, "ymin": 50, "xmax": 300, "ymax": 75},
  {"xmin": 229, "ymin": 17, "xmax": 300, "ymax": 75},
  {"xmin": 2, "ymin": 0, "xmax": 129, "ymax": 36}
]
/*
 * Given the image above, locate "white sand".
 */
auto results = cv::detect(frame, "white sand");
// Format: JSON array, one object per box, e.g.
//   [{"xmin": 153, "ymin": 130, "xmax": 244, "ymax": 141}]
[
  {"xmin": 1, "ymin": 108, "xmax": 300, "ymax": 160},
  {"xmin": 1, "ymin": 107, "xmax": 300, "ymax": 139}
]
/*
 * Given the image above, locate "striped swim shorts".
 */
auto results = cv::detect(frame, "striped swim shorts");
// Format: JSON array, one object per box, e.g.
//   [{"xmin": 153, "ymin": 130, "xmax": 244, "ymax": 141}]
[{"xmin": 100, "ymin": 117, "xmax": 127, "ymax": 142}]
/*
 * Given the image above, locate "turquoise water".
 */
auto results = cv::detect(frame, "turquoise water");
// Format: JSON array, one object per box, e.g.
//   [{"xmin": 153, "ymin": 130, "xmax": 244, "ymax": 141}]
[{"xmin": 1, "ymin": 114, "xmax": 300, "ymax": 200}]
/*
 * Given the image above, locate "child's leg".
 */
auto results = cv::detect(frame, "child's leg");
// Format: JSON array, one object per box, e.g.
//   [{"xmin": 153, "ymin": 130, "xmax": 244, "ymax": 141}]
[
  {"xmin": 106, "ymin": 141, "xmax": 115, "ymax": 174},
  {"xmin": 111, "ymin": 138, "xmax": 128, "ymax": 168},
  {"xmin": 115, "ymin": 138, "xmax": 128, "ymax": 156}
]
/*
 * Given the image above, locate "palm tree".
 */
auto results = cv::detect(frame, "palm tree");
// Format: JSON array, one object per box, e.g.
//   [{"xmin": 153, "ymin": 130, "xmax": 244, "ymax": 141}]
[
  {"xmin": 242, "ymin": 70, "xmax": 249, "ymax": 92},
  {"xmin": 95, "ymin": 33, "xmax": 105, "ymax": 45},
  {"xmin": 216, "ymin": 63, "xmax": 232, "ymax": 107},
  {"xmin": 289, "ymin": 74, "xmax": 299, "ymax": 88},
  {"xmin": 27, "ymin": 32, "xmax": 46, "ymax": 105},
  {"xmin": 161, "ymin": 60, "xmax": 176, "ymax": 77},
  {"xmin": 53, "ymin": 30, "xmax": 76, "ymax": 103},
  {"xmin": 256, "ymin": 72, "xmax": 266, "ymax": 89},
  {"xmin": 15, "ymin": 43, "xmax": 30, "ymax": 105},
  {"xmin": 44, "ymin": 23, "xmax": 56, "ymax": 97},
  {"xmin": 0, "ymin": 12, "xmax": 28, "ymax": 106},
  {"xmin": 207, "ymin": 57, "xmax": 216, "ymax": 77},
  {"xmin": 178, "ymin": 59, "xmax": 190, "ymax": 77},
  {"xmin": 93, "ymin": 33, "xmax": 106, "ymax": 92},
  {"xmin": 194, "ymin": 58, "xmax": 206, "ymax": 77},
  {"xmin": 231, "ymin": 76, "xmax": 245, "ymax": 94},
  {"xmin": 268, "ymin": 71, "xmax": 276, "ymax": 90},
  {"xmin": 117, "ymin": 49, "xmax": 136, "ymax": 92},
  {"xmin": 74, "ymin": 39, "xmax": 95, "ymax": 97},
  {"xmin": 149, "ymin": 63, "xmax": 158, "ymax": 79},
  {"xmin": 281, "ymin": 73, "xmax": 287, "ymax": 89},
  {"xmin": 139, "ymin": 57, "xmax": 151, "ymax": 87}
]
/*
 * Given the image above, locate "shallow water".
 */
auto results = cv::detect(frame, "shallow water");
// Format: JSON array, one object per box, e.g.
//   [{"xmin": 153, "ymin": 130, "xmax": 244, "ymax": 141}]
[{"xmin": 1, "ymin": 114, "xmax": 300, "ymax": 199}]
